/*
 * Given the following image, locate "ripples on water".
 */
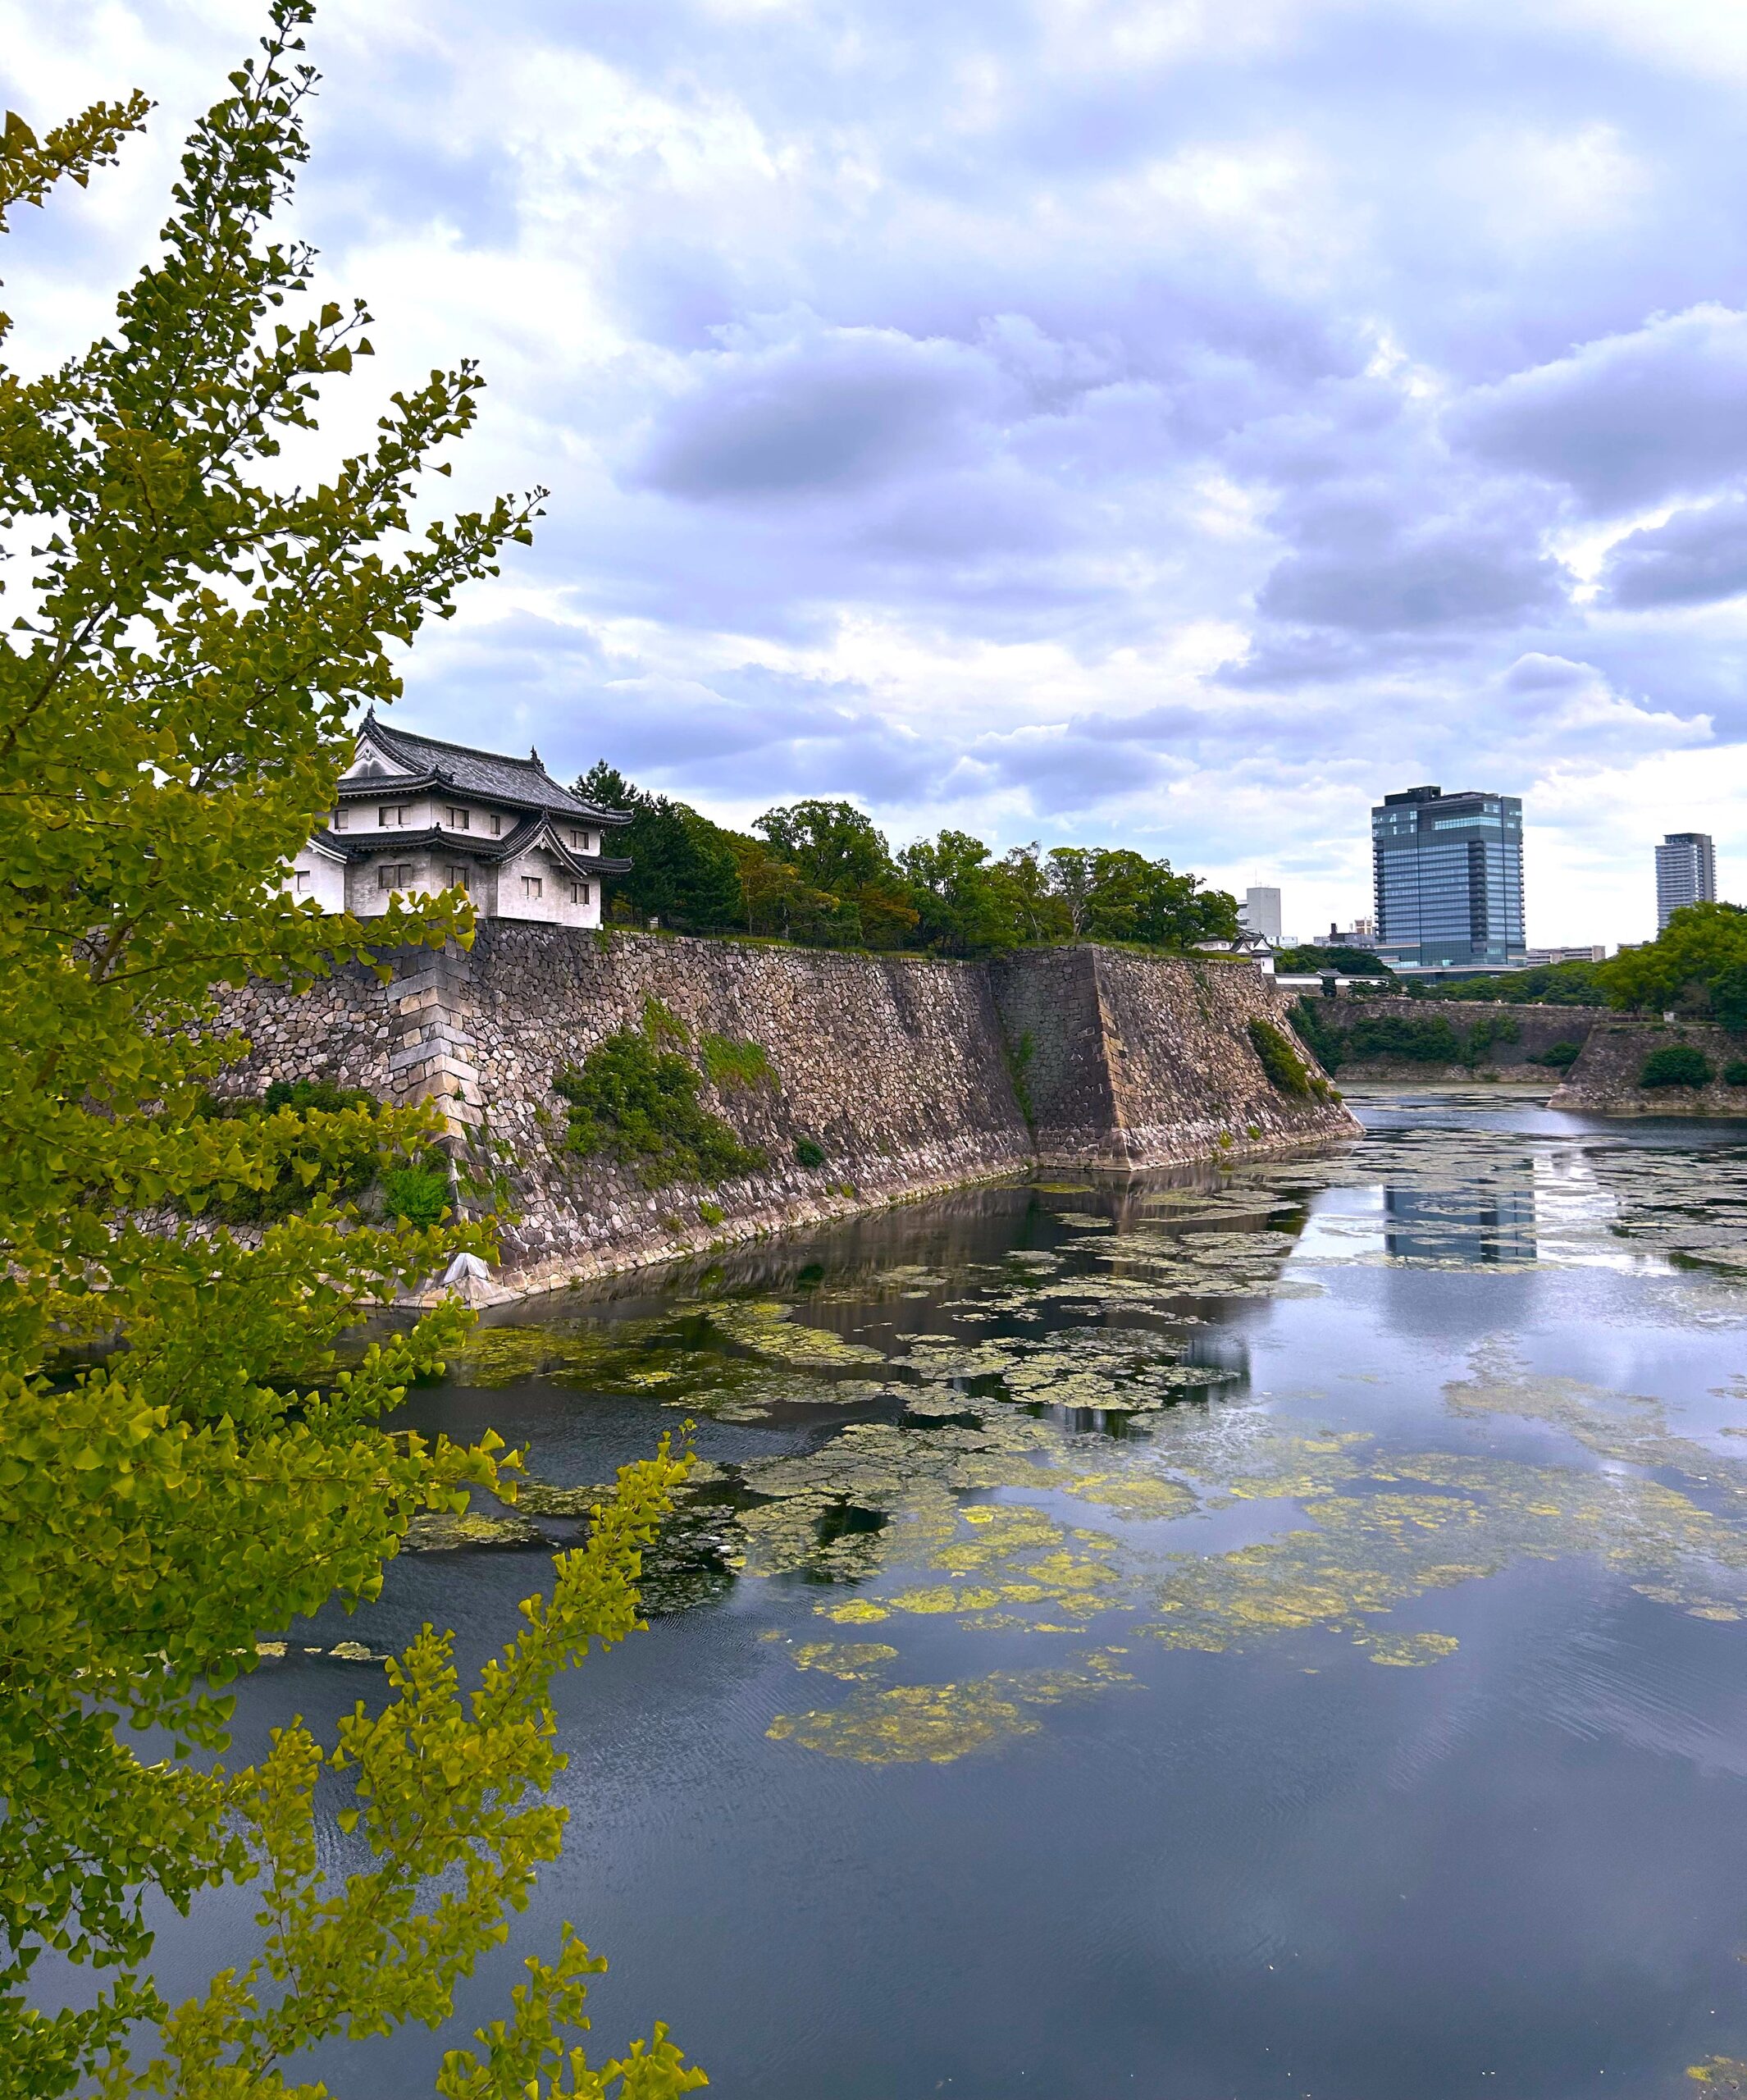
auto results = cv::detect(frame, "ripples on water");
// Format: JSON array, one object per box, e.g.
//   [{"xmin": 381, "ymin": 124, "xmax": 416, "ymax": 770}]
[{"xmin": 159, "ymin": 1090, "xmax": 1747, "ymax": 2096}]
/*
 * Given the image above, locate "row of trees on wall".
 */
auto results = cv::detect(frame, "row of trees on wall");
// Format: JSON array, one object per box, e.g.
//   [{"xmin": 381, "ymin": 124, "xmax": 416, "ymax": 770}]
[{"xmin": 577, "ymin": 765, "xmax": 1243, "ymax": 956}]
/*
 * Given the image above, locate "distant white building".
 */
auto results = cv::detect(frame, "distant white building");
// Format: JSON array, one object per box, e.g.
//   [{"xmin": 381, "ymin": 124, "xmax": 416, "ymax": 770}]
[
  {"xmin": 286, "ymin": 711, "xmax": 631, "ymax": 928},
  {"xmin": 1522, "ymin": 944, "xmax": 1608, "ymax": 966},
  {"xmin": 1239, "ymin": 886, "xmax": 1283, "ymax": 944}
]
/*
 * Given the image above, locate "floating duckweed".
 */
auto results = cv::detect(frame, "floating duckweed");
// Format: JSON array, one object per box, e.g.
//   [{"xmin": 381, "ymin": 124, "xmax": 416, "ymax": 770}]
[
  {"xmin": 1689, "ymin": 2060, "xmax": 1747, "ymax": 2094},
  {"xmin": 404, "ymin": 1510, "xmax": 548, "ymax": 1551},
  {"xmin": 1362, "ymin": 1632, "xmax": 1462, "ymax": 1666},
  {"xmin": 704, "ymin": 1298, "xmax": 890, "ymax": 1367},
  {"xmin": 1444, "ymin": 1345, "xmax": 1747, "ymax": 1494},
  {"xmin": 766, "ymin": 1654, "xmax": 1137, "ymax": 1764},
  {"xmin": 788, "ymin": 1641, "xmax": 901, "ymax": 1678},
  {"xmin": 513, "ymin": 1479, "xmax": 608, "ymax": 1518}
]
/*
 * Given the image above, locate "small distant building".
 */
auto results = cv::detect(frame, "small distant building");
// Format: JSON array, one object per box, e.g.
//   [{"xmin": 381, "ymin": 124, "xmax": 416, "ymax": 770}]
[
  {"xmin": 1655, "ymin": 833, "xmax": 1716, "ymax": 931},
  {"xmin": 287, "ymin": 711, "xmax": 631, "ymax": 927},
  {"xmin": 1522, "ymin": 944, "xmax": 1608, "ymax": 966},
  {"xmin": 1308, "ymin": 917, "xmax": 1377, "ymax": 949},
  {"xmin": 1371, "ymin": 784, "xmax": 1525, "ymax": 970},
  {"xmin": 1239, "ymin": 886, "xmax": 1283, "ymax": 945},
  {"xmin": 1195, "ymin": 929, "xmax": 1276, "ymax": 973}
]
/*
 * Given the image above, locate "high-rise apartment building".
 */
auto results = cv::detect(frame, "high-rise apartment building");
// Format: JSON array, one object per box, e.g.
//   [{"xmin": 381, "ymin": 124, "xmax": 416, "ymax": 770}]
[
  {"xmin": 1654, "ymin": 833, "xmax": 1715, "ymax": 930},
  {"xmin": 1239, "ymin": 886, "xmax": 1282, "ymax": 944},
  {"xmin": 1371, "ymin": 784, "xmax": 1526, "ymax": 969}
]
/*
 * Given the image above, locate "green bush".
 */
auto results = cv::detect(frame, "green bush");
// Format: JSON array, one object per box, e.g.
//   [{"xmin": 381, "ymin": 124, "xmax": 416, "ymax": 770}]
[
  {"xmin": 1344, "ymin": 1011, "xmax": 1465, "ymax": 1064},
  {"xmin": 1435, "ymin": 960, "xmax": 1608, "ymax": 1006},
  {"xmin": 699, "ymin": 1032, "xmax": 776, "ymax": 1089},
  {"xmin": 1534, "ymin": 1040, "xmax": 1582, "ymax": 1070},
  {"xmin": 555, "ymin": 1032, "xmax": 768, "ymax": 1188},
  {"xmin": 1271, "ymin": 944, "xmax": 1393, "ymax": 976},
  {"xmin": 1289, "ymin": 996, "xmax": 1345, "ymax": 1074},
  {"xmin": 795, "ymin": 1137, "xmax": 827, "ymax": 1168},
  {"xmin": 1726, "ymin": 1061, "xmax": 1747, "ymax": 1087},
  {"xmin": 697, "ymin": 1201, "xmax": 725, "ymax": 1226},
  {"xmin": 380, "ymin": 1164, "xmax": 450, "ymax": 1228},
  {"xmin": 190, "ymin": 1077, "xmax": 381, "ymax": 1222},
  {"xmin": 1639, "ymin": 1044, "xmax": 1713, "ymax": 1089},
  {"xmin": 1248, "ymin": 1018, "xmax": 1314, "ymax": 1098}
]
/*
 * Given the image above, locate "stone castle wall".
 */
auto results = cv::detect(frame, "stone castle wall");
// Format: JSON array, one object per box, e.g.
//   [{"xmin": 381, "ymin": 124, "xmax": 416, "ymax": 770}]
[
  {"xmin": 1300, "ymin": 995, "xmax": 1599, "ymax": 1079},
  {"xmin": 211, "ymin": 930, "xmax": 1357, "ymax": 1294},
  {"xmin": 1551, "ymin": 1016, "xmax": 1747, "ymax": 1116}
]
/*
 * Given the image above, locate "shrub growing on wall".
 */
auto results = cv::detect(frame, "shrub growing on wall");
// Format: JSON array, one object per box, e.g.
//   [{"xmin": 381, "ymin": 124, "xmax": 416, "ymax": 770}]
[
  {"xmin": 1726, "ymin": 1061, "xmax": 1747, "ymax": 1087},
  {"xmin": 189, "ymin": 1079, "xmax": 381, "ymax": 1222},
  {"xmin": 1289, "ymin": 996, "xmax": 1345, "ymax": 1074},
  {"xmin": 1248, "ymin": 1018, "xmax": 1317, "ymax": 1099},
  {"xmin": 1640, "ymin": 1044, "xmax": 1714, "ymax": 1089},
  {"xmin": 1535, "ymin": 1041, "xmax": 1582, "ymax": 1071},
  {"xmin": 700, "ymin": 1032, "xmax": 777, "ymax": 1090},
  {"xmin": 1343, "ymin": 1011, "xmax": 1466, "ymax": 1064},
  {"xmin": 556, "ymin": 1033, "xmax": 769, "ymax": 1186}
]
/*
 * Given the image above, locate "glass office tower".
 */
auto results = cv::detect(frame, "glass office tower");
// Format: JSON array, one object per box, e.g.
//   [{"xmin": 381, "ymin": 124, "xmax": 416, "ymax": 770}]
[
  {"xmin": 1654, "ymin": 833, "xmax": 1715, "ymax": 930},
  {"xmin": 1371, "ymin": 784, "xmax": 1526, "ymax": 969}
]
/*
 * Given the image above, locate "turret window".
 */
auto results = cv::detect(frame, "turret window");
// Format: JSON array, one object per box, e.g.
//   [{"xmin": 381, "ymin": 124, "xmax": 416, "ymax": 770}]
[
  {"xmin": 490, "ymin": 812, "xmax": 503, "ymax": 837},
  {"xmin": 332, "ymin": 807, "xmax": 349, "ymax": 832},
  {"xmin": 445, "ymin": 806, "xmax": 470, "ymax": 830},
  {"xmin": 522, "ymin": 874, "xmax": 544, "ymax": 900},
  {"xmin": 378, "ymin": 804, "xmax": 408, "ymax": 828},
  {"xmin": 378, "ymin": 862, "xmax": 414, "ymax": 892},
  {"xmin": 567, "ymin": 881, "xmax": 591, "ymax": 906},
  {"xmin": 445, "ymin": 864, "xmax": 469, "ymax": 892}
]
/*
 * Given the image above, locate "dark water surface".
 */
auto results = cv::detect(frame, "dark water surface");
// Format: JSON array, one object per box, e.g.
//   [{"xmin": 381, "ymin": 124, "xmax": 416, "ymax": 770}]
[{"xmin": 155, "ymin": 1090, "xmax": 1747, "ymax": 2096}]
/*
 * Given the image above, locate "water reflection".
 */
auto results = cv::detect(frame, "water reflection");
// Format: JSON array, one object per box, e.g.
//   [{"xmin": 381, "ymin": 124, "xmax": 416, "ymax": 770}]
[
  {"xmin": 1382, "ymin": 1183, "xmax": 1537, "ymax": 1264},
  {"xmin": 126, "ymin": 1092, "xmax": 1747, "ymax": 2099}
]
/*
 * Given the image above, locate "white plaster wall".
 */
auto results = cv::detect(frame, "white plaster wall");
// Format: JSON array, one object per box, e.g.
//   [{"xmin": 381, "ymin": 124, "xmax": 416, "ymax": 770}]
[
  {"xmin": 496, "ymin": 848, "xmax": 599, "ymax": 928},
  {"xmin": 285, "ymin": 849, "xmax": 347, "ymax": 913},
  {"xmin": 346, "ymin": 850, "xmax": 441, "ymax": 917}
]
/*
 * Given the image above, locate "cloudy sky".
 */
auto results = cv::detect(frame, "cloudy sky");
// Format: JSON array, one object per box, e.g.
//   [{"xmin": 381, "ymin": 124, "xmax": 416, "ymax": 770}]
[{"xmin": 9, "ymin": 0, "xmax": 1747, "ymax": 943}]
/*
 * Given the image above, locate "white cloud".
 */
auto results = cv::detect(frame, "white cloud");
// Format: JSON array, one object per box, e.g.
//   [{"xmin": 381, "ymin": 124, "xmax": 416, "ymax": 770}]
[{"xmin": 5, "ymin": 0, "xmax": 1747, "ymax": 955}]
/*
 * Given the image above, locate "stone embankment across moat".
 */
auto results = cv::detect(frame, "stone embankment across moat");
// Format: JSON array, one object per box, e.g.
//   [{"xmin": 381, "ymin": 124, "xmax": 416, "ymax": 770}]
[
  {"xmin": 211, "ymin": 930, "xmax": 1358, "ymax": 1298},
  {"xmin": 1312, "ymin": 994, "xmax": 1747, "ymax": 1116}
]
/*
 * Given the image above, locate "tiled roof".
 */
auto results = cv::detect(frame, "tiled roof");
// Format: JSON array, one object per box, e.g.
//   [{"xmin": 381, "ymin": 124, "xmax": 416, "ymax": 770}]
[{"xmin": 343, "ymin": 710, "xmax": 629, "ymax": 823}]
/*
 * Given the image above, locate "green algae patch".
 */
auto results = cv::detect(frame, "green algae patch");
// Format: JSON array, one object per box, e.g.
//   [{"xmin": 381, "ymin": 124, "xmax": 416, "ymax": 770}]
[
  {"xmin": 1361, "ymin": 1631, "xmax": 1462, "ymax": 1666},
  {"xmin": 702, "ymin": 1297, "xmax": 889, "ymax": 1368},
  {"xmin": 1444, "ymin": 1344, "xmax": 1747, "ymax": 1495},
  {"xmin": 441, "ymin": 1317, "xmax": 675, "ymax": 1390},
  {"xmin": 766, "ymin": 1653, "xmax": 1136, "ymax": 1764},
  {"xmin": 787, "ymin": 1641, "xmax": 900, "ymax": 1678},
  {"xmin": 404, "ymin": 1511, "xmax": 548, "ymax": 1551}
]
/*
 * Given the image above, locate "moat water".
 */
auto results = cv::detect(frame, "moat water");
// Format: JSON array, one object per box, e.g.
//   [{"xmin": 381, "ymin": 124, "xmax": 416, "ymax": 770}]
[{"xmin": 148, "ymin": 1089, "xmax": 1747, "ymax": 2096}]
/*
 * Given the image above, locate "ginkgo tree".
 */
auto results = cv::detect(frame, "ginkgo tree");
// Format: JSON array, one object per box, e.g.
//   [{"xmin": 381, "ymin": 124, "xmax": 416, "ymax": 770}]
[{"xmin": 0, "ymin": 7, "xmax": 702, "ymax": 2094}]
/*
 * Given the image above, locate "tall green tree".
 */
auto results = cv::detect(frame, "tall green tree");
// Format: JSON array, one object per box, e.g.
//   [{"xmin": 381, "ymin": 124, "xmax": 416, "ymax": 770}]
[
  {"xmin": 898, "ymin": 829, "xmax": 1029, "ymax": 954},
  {"xmin": 755, "ymin": 799, "xmax": 918, "ymax": 947},
  {"xmin": 1046, "ymin": 847, "xmax": 1241, "ymax": 950},
  {"xmin": 1599, "ymin": 902, "xmax": 1747, "ymax": 1026},
  {"xmin": 0, "ymin": 12, "xmax": 699, "ymax": 2097},
  {"xmin": 578, "ymin": 763, "xmax": 741, "ymax": 933}
]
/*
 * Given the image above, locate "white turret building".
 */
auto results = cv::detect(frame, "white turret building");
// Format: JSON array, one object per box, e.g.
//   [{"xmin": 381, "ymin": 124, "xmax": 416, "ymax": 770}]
[{"xmin": 287, "ymin": 711, "xmax": 632, "ymax": 928}]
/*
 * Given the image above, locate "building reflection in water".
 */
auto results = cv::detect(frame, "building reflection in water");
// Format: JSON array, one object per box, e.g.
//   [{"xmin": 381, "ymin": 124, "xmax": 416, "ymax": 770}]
[{"xmin": 1381, "ymin": 1184, "xmax": 1537, "ymax": 1265}]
